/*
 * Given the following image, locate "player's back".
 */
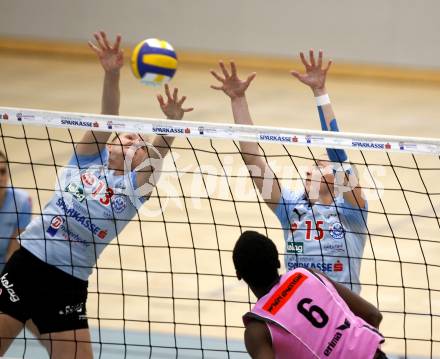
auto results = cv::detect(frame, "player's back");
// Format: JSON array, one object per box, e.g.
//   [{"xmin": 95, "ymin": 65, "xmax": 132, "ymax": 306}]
[{"xmin": 243, "ymin": 268, "xmax": 384, "ymax": 359}]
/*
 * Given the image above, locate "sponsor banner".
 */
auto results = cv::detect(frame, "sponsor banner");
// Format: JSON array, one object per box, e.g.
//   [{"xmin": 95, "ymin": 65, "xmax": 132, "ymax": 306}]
[
  {"xmin": 55, "ymin": 198, "xmax": 108, "ymax": 239},
  {"xmin": 287, "ymin": 260, "xmax": 344, "ymax": 272},
  {"xmin": 351, "ymin": 141, "xmax": 386, "ymax": 150},
  {"xmin": 16, "ymin": 112, "xmax": 35, "ymax": 121},
  {"xmin": 263, "ymin": 272, "xmax": 308, "ymax": 314},
  {"xmin": 259, "ymin": 133, "xmax": 294, "ymax": 143},
  {"xmin": 322, "ymin": 243, "xmax": 345, "ymax": 253},
  {"xmin": 106, "ymin": 120, "xmax": 126, "ymax": 130},
  {"xmin": 0, "ymin": 273, "xmax": 20, "ymax": 302},
  {"xmin": 47, "ymin": 215, "xmax": 64, "ymax": 236},
  {"xmin": 152, "ymin": 126, "xmax": 185, "ymax": 135},
  {"xmin": 287, "ymin": 240, "xmax": 304, "ymax": 254},
  {"xmin": 0, "ymin": 107, "xmax": 439, "ymax": 155}
]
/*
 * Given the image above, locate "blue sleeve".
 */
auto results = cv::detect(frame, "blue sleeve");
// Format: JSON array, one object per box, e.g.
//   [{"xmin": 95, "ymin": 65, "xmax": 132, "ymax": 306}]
[
  {"xmin": 130, "ymin": 171, "xmax": 150, "ymax": 205},
  {"xmin": 317, "ymin": 106, "xmax": 347, "ymax": 163},
  {"xmin": 17, "ymin": 194, "xmax": 32, "ymax": 230},
  {"xmin": 340, "ymin": 196, "xmax": 368, "ymax": 231},
  {"xmin": 68, "ymin": 147, "xmax": 109, "ymax": 168},
  {"xmin": 275, "ymin": 188, "xmax": 302, "ymax": 229}
]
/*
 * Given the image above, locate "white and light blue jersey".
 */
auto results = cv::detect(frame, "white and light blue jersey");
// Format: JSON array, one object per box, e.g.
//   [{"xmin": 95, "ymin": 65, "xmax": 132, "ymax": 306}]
[
  {"xmin": 0, "ymin": 188, "xmax": 32, "ymax": 271},
  {"xmin": 20, "ymin": 148, "xmax": 148, "ymax": 281},
  {"xmin": 275, "ymin": 188, "xmax": 368, "ymax": 293}
]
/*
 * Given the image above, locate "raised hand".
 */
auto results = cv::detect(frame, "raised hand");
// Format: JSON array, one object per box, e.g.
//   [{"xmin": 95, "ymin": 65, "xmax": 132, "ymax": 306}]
[
  {"xmin": 210, "ymin": 61, "xmax": 256, "ymax": 100},
  {"xmin": 291, "ymin": 50, "xmax": 332, "ymax": 91},
  {"xmin": 88, "ymin": 31, "xmax": 124, "ymax": 73},
  {"xmin": 157, "ymin": 84, "xmax": 194, "ymax": 120}
]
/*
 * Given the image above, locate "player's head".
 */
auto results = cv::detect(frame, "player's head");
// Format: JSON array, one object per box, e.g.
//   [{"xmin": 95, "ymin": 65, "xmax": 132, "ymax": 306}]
[
  {"xmin": 0, "ymin": 150, "xmax": 9, "ymax": 190},
  {"xmin": 233, "ymin": 231, "xmax": 281, "ymax": 295},
  {"xmin": 305, "ymin": 156, "xmax": 335, "ymax": 203},
  {"xmin": 107, "ymin": 133, "xmax": 151, "ymax": 171}
]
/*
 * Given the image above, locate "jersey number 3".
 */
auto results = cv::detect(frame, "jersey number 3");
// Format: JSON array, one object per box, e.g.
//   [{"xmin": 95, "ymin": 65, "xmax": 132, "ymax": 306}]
[{"xmin": 297, "ymin": 298, "xmax": 329, "ymax": 328}]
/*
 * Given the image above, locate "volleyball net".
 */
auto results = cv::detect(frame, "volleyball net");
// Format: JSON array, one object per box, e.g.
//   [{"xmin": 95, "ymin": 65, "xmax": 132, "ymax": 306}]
[{"xmin": 1, "ymin": 107, "xmax": 439, "ymax": 359}]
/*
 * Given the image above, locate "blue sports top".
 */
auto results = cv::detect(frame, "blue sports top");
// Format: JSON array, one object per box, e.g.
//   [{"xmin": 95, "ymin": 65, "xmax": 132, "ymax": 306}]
[
  {"xmin": 21, "ymin": 148, "xmax": 148, "ymax": 281},
  {"xmin": 275, "ymin": 188, "xmax": 368, "ymax": 293},
  {"xmin": 0, "ymin": 188, "xmax": 32, "ymax": 271}
]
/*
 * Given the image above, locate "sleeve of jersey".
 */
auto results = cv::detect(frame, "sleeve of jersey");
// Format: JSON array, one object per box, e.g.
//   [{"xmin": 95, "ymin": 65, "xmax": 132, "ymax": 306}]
[
  {"xmin": 17, "ymin": 193, "xmax": 32, "ymax": 231},
  {"xmin": 340, "ymin": 196, "xmax": 368, "ymax": 227},
  {"xmin": 129, "ymin": 172, "xmax": 151, "ymax": 205},
  {"xmin": 274, "ymin": 188, "xmax": 302, "ymax": 229},
  {"xmin": 68, "ymin": 147, "xmax": 109, "ymax": 169},
  {"xmin": 318, "ymin": 106, "xmax": 347, "ymax": 163}
]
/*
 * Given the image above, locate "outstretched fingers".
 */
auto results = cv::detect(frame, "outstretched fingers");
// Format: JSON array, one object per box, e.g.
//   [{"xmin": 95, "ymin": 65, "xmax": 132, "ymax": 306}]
[
  {"xmin": 317, "ymin": 50, "xmax": 323, "ymax": 68},
  {"xmin": 299, "ymin": 51, "xmax": 311, "ymax": 69},
  {"xmin": 219, "ymin": 61, "xmax": 230, "ymax": 78},
  {"xmin": 245, "ymin": 72, "xmax": 257, "ymax": 86},
  {"xmin": 164, "ymin": 84, "xmax": 172, "ymax": 102},
  {"xmin": 309, "ymin": 49, "xmax": 316, "ymax": 67},
  {"xmin": 230, "ymin": 61, "xmax": 238, "ymax": 77},
  {"xmin": 87, "ymin": 41, "xmax": 100, "ymax": 54},
  {"xmin": 324, "ymin": 59, "xmax": 333, "ymax": 73},
  {"xmin": 93, "ymin": 32, "xmax": 106, "ymax": 51},
  {"xmin": 100, "ymin": 31, "xmax": 111, "ymax": 50},
  {"xmin": 157, "ymin": 94, "xmax": 166, "ymax": 108},
  {"xmin": 113, "ymin": 34, "xmax": 122, "ymax": 51},
  {"xmin": 290, "ymin": 70, "xmax": 301, "ymax": 79},
  {"xmin": 177, "ymin": 95, "xmax": 186, "ymax": 106},
  {"xmin": 210, "ymin": 70, "xmax": 224, "ymax": 83}
]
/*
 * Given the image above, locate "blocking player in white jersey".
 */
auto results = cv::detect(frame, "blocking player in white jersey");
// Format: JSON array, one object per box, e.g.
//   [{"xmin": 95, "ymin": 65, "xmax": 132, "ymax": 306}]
[
  {"xmin": 0, "ymin": 32, "xmax": 193, "ymax": 358},
  {"xmin": 234, "ymin": 231, "xmax": 387, "ymax": 359},
  {"xmin": 211, "ymin": 50, "xmax": 367, "ymax": 293}
]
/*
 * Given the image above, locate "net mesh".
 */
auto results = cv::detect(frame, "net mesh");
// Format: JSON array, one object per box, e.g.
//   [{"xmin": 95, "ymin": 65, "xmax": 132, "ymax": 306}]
[{"xmin": 1, "ymin": 111, "xmax": 440, "ymax": 359}]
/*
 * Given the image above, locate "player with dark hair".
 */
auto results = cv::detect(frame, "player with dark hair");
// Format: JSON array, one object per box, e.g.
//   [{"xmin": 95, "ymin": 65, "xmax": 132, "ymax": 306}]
[
  {"xmin": 212, "ymin": 50, "xmax": 368, "ymax": 293},
  {"xmin": 233, "ymin": 230, "xmax": 387, "ymax": 359},
  {"xmin": 0, "ymin": 32, "xmax": 192, "ymax": 358},
  {"xmin": 0, "ymin": 150, "xmax": 32, "ymax": 270}
]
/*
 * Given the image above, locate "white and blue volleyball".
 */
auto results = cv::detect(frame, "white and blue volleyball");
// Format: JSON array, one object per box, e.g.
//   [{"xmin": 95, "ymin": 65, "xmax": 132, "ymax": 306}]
[{"xmin": 130, "ymin": 38, "xmax": 177, "ymax": 86}]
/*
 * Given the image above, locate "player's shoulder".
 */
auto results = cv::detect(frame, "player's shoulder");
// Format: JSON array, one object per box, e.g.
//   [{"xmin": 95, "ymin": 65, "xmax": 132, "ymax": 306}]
[{"xmin": 245, "ymin": 319, "xmax": 271, "ymax": 347}]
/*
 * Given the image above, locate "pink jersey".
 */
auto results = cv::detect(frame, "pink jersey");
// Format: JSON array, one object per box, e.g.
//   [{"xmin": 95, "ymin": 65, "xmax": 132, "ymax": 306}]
[{"xmin": 243, "ymin": 269, "xmax": 383, "ymax": 359}]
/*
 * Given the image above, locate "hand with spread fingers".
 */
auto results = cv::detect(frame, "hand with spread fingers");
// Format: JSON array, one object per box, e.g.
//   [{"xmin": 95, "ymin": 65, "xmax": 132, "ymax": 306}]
[
  {"xmin": 88, "ymin": 31, "xmax": 124, "ymax": 74},
  {"xmin": 157, "ymin": 84, "xmax": 194, "ymax": 120},
  {"xmin": 210, "ymin": 61, "xmax": 256, "ymax": 100},
  {"xmin": 290, "ymin": 49, "xmax": 332, "ymax": 93}
]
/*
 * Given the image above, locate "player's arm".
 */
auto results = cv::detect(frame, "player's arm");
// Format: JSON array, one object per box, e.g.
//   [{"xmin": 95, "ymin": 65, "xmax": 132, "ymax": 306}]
[
  {"xmin": 210, "ymin": 61, "xmax": 281, "ymax": 212},
  {"xmin": 76, "ymin": 31, "xmax": 124, "ymax": 156},
  {"xmin": 6, "ymin": 194, "xmax": 32, "ymax": 260},
  {"xmin": 291, "ymin": 50, "xmax": 365, "ymax": 209},
  {"xmin": 311, "ymin": 270, "xmax": 382, "ymax": 328},
  {"xmin": 6, "ymin": 235, "xmax": 20, "ymax": 261},
  {"xmin": 135, "ymin": 84, "xmax": 193, "ymax": 188},
  {"xmin": 244, "ymin": 320, "xmax": 276, "ymax": 359}
]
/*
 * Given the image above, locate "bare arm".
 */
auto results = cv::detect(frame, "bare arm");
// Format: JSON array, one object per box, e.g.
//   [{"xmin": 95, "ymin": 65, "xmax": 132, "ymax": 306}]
[
  {"xmin": 291, "ymin": 50, "xmax": 365, "ymax": 208},
  {"xmin": 6, "ymin": 232, "xmax": 20, "ymax": 261},
  {"xmin": 76, "ymin": 31, "xmax": 123, "ymax": 156},
  {"xmin": 245, "ymin": 320, "xmax": 276, "ymax": 359},
  {"xmin": 211, "ymin": 62, "xmax": 281, "ymax": 212},
  {"xmin": 311, "ymin": 270, "xmax": 382, "ymax": 328},
  {"xmin": 135, "ymin": 84, "xmax": 193, "ymax": 188}
]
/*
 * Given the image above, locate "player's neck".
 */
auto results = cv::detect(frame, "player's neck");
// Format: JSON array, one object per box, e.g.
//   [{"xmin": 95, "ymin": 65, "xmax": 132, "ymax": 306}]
[{"xmin": 253, "ymin": 276, "xmax": 281, "ymax": 299}]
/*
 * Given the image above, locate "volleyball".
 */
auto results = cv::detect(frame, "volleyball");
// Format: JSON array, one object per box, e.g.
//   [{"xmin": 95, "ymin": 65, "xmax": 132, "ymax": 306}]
[{"xmin": 130, "ymin": 38, "xmax": 177, "ymax": 86}]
